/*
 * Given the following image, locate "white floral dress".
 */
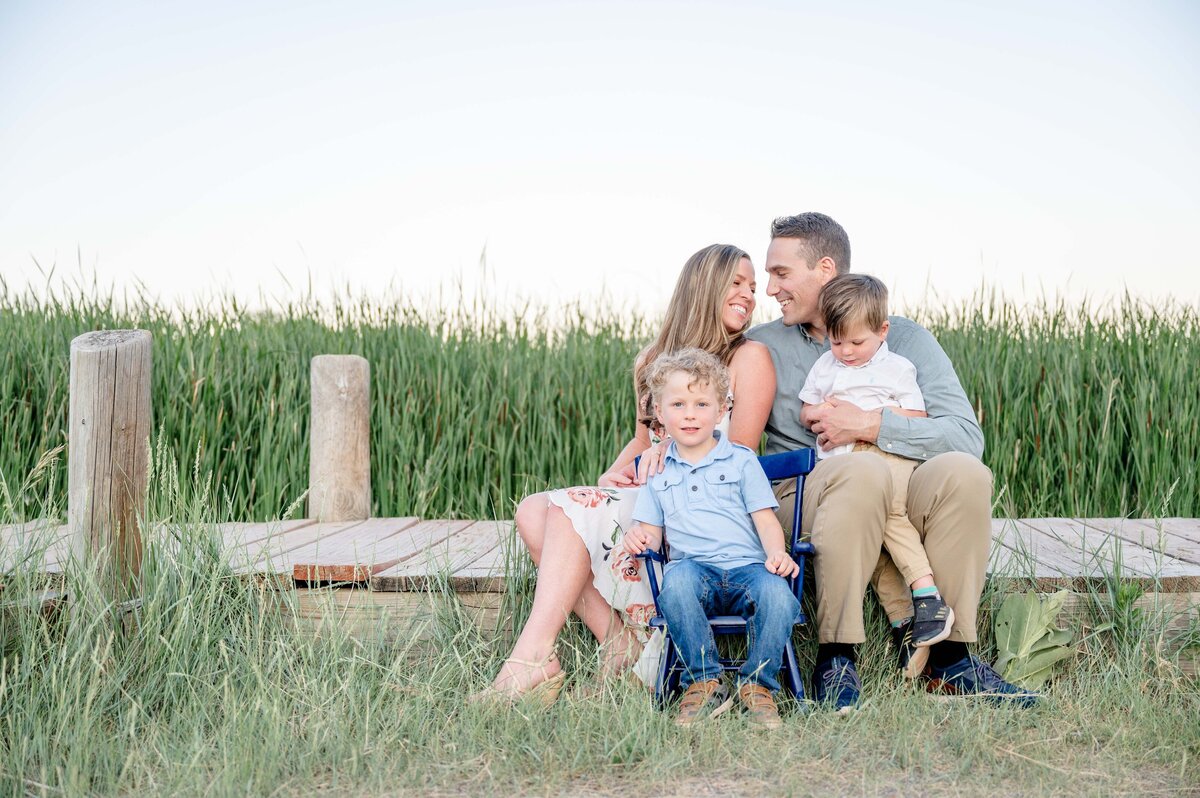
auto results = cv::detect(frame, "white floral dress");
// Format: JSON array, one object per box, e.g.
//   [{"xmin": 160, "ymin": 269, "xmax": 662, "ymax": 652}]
[{"xmin": 545, "ymin": 409, "xmax": 732, "ymax": 686}]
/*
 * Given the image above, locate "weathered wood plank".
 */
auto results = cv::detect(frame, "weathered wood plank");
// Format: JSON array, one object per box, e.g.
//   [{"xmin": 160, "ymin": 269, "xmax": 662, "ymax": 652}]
[
  {"xmin": 1084, "ymin": 518, "xmax": 1200, "ymax": 566},
  {"xmin": 989, "ymin": 518, "xmax": 1088, "ymax": 585},
  {"xmin": 0, "ymin": 520, "xmax": 72, "ymax": 577},
  {"xmin": 292, "ymin": 586, "xmax": 505, "ymax": 643},
  {"xmin": 372, "ymin": 520, "xmax": 507, "ymax": 592},
  {"xmin": 452, "ymin": 523, "xmax": 520, "ymax": 593},
  {"xmin": 219, "ymin": 519, "xmax": 318, "ymax": 551},
  {"xmin": 1151, "ymin": 518, "xmax": 1200, "ymax": 546},
  {"xmin": 291, "ymin": 517, "xmax": 424, "ymax": 582},
  {"xmin": 1020, "ymin": 518, "xmax": 1200, "ymax": 590},
  {"xmin": 231, "ymin": 520, "xmax": 368, "ymax": 576}
]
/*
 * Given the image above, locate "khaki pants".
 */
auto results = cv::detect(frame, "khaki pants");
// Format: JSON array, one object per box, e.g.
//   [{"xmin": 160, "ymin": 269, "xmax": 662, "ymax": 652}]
[{"xmin": 774, "ymin": 450, "xmax": 992, "ymax": 644}]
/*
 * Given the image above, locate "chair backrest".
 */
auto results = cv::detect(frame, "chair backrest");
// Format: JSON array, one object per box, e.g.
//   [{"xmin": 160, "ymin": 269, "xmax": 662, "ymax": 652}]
[{"xmin": 755, "ymin": 449, "xmax": 817, "ymax": 566}]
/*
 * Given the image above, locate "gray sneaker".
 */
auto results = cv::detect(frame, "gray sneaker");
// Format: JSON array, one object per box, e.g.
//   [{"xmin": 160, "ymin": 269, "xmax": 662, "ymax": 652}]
[
  {"xmin": 675, "ymin": 679, "xmax": 734, "ymax": 726},
  {"xmin": 912, "ymin": 595, "xmax": 955, "ymax": 647}
]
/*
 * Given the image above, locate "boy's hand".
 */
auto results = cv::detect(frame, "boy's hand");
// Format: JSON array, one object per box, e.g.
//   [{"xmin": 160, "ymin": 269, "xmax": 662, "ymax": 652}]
[
  {"xmin": 623, "ymin": 523, "xmax": 657, "ymax": 556},
  {"xmin": 765, "ymin": 549, "xmax": 799, "ymax": 578},
  {"xmin": 799, "ymin": 400, "xmax": 831, "ymax": 429}
]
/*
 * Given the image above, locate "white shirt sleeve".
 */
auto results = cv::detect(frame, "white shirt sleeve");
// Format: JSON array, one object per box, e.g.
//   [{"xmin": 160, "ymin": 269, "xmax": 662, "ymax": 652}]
[
  {"xmin": 892, "ymin": 355, "xmax": 926, "ymax": 411},
  {"xmin": 799, "ymin": 352, "xmax": 835, "ymax": 405}
]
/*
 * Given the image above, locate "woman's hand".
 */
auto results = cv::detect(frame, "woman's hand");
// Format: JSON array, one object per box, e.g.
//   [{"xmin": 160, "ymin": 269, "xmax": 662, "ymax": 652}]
[
  {"xmin": 635, "ymin": 441, "xmax": 670, "ymax": 484},
  {"xmin": 598, "ymin": 462, "xmax": 638, "ymax": 488}
]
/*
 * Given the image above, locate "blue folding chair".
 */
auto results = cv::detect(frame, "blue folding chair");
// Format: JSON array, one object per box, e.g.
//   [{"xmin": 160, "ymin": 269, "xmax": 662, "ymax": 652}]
[{"xmin": 637, "ymin": 448, "xmax": 817, "ymax": 706}]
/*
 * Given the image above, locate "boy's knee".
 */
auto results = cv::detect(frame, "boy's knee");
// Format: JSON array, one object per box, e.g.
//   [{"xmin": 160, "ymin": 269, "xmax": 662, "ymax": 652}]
[
  {"xmin": 755, "ymin": 579, "xmax": 800, "ymax": 621},
  {"xmin": 660, "ymin": 562, "xmax": 705, "ymax": 611}
]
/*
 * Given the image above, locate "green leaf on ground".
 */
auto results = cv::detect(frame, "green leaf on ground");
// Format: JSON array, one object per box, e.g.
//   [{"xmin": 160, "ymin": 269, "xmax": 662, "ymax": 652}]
[{"xmin": 994, "ymin": 590, "xmax": 1075, "ymax": 689}]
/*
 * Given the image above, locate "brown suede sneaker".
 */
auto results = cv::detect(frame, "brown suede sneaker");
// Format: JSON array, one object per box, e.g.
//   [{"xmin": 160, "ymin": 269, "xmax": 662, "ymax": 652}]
[
  {"xmin": 675, "ymin": 679, "xmax": 733, "ymax": 726},
  {"xmin": 737, "ymin": 683, "xmax": 783, "ymax": 729}
]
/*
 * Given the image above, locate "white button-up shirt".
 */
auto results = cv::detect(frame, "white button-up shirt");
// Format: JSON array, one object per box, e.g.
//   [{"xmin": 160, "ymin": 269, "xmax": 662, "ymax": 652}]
[{"xmin": 798, "ymin": 341, "xmax": 925, "ymax": 459}]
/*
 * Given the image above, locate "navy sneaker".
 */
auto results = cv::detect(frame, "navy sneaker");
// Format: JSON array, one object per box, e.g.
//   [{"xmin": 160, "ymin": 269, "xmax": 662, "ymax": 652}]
[
  {"xmin": 812, "ymin": 656, "xmax": 861, "ymax": 714},
  {"xmin": 911, "ymin": 595, "xmax": 955, "ymax": 647},
  {"xmin": 891, "ymin": 618, "xmax": 930, "ymax": 679},
  {"xmin": 927, "ymin": 655, "xmax": 1039, "ymax": 708}
]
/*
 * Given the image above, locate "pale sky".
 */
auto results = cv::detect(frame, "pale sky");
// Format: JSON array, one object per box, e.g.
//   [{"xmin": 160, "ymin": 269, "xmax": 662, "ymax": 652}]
[{"xmin": 2, "ymin": 0, "xmax": 1197, "ymax": 320}]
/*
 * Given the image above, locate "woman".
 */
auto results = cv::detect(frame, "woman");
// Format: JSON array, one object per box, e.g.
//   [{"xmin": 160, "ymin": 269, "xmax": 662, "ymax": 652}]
[{"xmin": 475, "ymin": 243, "xmax": 776, "ymax": 704}]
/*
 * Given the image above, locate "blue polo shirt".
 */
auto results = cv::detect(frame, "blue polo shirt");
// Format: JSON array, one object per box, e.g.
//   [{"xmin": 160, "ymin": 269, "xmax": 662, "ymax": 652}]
[{"xmin": 632, "ymin": 432, "xmax": 780, "ymax": 573}]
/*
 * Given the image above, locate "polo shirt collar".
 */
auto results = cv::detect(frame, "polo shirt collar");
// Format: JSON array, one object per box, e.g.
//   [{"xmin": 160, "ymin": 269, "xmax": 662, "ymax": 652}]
[{"xmin": 664, "ymin": 430, "xmax": 735, "ymax": 468}]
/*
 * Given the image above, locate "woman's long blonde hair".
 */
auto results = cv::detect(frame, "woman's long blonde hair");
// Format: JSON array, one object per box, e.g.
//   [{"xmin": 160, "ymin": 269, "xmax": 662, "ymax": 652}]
[{"xmin": 635, "ymin": 243, "xmax": 751, "ymax": 429}]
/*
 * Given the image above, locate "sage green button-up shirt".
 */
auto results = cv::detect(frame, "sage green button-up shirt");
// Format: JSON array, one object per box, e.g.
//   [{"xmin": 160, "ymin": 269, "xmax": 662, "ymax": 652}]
[{"xmin": 745, "ymin": 316, "xmax": 984, "ymax": 462}]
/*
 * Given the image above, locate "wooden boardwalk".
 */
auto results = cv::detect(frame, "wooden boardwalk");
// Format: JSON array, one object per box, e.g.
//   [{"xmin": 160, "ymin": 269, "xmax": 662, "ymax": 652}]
[
  {"xmin": 4, "ymin": 516, "xmax": 1200, "ymax": 593},
  {"xmin": 5, "ymin": 516, "xmax": 1199, "ymax": 671}
]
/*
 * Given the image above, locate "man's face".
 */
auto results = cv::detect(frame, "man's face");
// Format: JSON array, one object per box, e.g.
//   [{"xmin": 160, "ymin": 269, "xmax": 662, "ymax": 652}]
[{"xmin": 763, "ymin": 237, "xmax": 834, "ymax": 328}]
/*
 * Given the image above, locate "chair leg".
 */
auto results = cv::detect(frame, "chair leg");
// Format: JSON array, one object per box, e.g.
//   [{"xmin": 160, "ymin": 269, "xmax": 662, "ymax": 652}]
[
  {"xmin": 783, "ymin": 640, "xmax": 805, "ymax": 701},
  {"xmin": 656, "ymin": 640, "xmax": 677, "ymax": 708}
]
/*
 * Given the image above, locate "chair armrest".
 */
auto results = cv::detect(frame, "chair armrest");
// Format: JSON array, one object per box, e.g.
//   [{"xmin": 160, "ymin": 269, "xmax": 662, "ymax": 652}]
[{"xmin": 637, "ymin": 550, "xmax": 666, "ymax": 564}]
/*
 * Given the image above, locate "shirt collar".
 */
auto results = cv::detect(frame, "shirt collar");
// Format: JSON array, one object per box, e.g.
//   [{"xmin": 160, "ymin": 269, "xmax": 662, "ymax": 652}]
[
  {"xmin": 832, "ymin": 340, "xmax": 890, "ymax": 369},
  {"xmin": 665, "ymin": 430, "xmax": 735, "ymax": 468}
]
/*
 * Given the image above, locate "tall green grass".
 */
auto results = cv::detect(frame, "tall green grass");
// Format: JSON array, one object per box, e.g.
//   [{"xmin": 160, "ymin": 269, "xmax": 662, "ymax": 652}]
[
  {"xmin": 922, "ymin": 292, "xmax": 1199, "ymax": 517},
  {"xmin": 1, "ymin": 499, "xmax": 1196, "ymax": 796},
  {"xmin": 2, "ymin": 284, "xmax": 1198, "ymax": 795},
  {"xmin": 1, "ymin": 283, "xmax": 1196, "ymax": 521}
]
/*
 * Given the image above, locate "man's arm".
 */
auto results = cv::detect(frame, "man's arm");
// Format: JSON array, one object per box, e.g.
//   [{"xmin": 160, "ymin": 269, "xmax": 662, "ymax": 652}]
[
  {"xmin": 877, "ymin": 321, "xmax": 983, "ymax": 460},
  {"xmin": 809, "ymin": 320, "xmax": 983, "ymax": 460}
]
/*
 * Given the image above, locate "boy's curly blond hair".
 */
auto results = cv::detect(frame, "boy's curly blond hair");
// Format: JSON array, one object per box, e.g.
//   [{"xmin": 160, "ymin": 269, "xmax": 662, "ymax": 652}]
[{"xmin": 644, "ymin": 347, "xmax": 731, "ymax": 408}]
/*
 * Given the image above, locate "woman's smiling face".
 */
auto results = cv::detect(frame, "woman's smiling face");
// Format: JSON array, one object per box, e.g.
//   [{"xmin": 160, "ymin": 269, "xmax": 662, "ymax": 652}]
[{"xmin": 721, "ymin": 257, "xmax": 756, "ymax": 334}]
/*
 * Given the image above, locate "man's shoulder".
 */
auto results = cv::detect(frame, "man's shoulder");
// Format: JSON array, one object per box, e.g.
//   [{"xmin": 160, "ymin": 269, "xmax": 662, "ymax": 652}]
[
  {"xmin": 885, "ymin": 316, "xmax": 940, "ymax": 354},
  {"xmin": 745, "ymin": 318, "xmax": 791, "ymax": 346}
]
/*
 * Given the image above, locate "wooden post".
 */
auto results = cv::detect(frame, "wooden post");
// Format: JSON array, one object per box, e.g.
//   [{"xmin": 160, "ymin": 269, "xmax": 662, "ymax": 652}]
[
  {"xmin": 308, "ymin": 355, "xmax": 371, "ymax": 522},
  {"xmin": 68, "ymin": 330, "xmax": 152, "ymax": 597}
]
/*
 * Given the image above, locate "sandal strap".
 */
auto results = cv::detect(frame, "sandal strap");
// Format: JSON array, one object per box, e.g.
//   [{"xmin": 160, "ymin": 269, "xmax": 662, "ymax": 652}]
[{"xmin": 501, "ymin": 651, "xmax": 558, "ymax": 681}]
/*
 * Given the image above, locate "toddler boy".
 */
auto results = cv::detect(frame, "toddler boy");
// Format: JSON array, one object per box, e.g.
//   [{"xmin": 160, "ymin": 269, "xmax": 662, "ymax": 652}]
[
  {"xmin": 799, "ymin": 274, "xmax": 954, "ymax": 671},
  {"xmin": 624, "ymin": 348, "xmax": 800, "ymax": 728}
]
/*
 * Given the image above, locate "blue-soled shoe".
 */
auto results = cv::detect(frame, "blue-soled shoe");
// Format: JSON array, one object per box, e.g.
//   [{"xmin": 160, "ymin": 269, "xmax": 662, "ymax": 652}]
[
  {"xmin": 812, "ymin": 656, "xmax": 861, "ymax": 714},
  {"xmin": 927, "ymin": 655, "xmax": 1039, "ymax": 708}
]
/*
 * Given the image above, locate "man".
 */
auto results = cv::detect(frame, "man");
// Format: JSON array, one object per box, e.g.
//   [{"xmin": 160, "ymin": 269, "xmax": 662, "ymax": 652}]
[{"xmin": 745, "ymin": 212, "xmax": 1034, "ymax": 710}]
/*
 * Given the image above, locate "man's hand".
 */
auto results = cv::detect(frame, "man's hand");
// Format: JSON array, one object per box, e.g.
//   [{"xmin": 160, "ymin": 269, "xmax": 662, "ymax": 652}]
[
  {"xmin": 807, "ymin": 397, "xmax": 882, "ymax": 450},
  {"xmin": 765, "ymin": 549, "xmax": 799, "ymax": 578},
  {"xmin": 623, "ymin": 523, "xmax": 661, "ymax": 556}
]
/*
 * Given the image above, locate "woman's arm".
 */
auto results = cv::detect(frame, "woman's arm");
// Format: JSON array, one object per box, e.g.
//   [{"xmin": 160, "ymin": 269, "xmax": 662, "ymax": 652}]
[
  {"xmin": 727, "ymin": 341, "xmax": 776, "ymax": 450},
  {"xmin": 597, "ymin": 424, "xmax": 653, "ymax": 487},
  {"xmin": 597, "ymin": 350, "xmax": 655, "ymax": 487}
]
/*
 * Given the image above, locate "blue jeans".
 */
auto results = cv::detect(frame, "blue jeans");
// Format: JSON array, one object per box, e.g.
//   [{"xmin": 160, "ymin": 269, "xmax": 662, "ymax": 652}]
[{"xmin": 658, "ymin": 560, "xmax": 801, "ymax": 692}]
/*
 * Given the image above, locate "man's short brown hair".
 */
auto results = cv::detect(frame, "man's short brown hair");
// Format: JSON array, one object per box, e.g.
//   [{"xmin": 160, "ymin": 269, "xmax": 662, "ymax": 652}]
[
  {"xmin": 819, "ymin": 274, "xmax": 889, "ymax": 339},
  {"xmin": 770, "ymin": 212, "xmax": 851, "ymax": 275}
]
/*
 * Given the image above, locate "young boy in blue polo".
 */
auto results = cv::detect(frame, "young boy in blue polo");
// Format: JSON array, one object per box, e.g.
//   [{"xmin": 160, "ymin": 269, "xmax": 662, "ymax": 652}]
[{"xmin": 623, "ymin": 348, "xmax": 800, "ymax": 728}]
